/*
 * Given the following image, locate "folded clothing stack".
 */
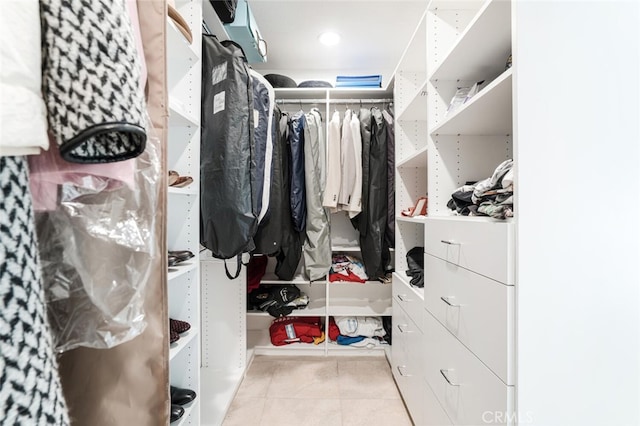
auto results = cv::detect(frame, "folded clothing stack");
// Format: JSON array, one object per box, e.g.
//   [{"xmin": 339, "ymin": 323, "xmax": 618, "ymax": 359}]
[
  {"xmin": 328, "ymin": 316, "xmax": 388, "ymax": 347},
  {"xmin": 335, "ymin": 75, "xmax": 382, "ymax": 88},
  {"xmin": 329, "ymin": 254, "xmax": 368, "ymax": 283}
]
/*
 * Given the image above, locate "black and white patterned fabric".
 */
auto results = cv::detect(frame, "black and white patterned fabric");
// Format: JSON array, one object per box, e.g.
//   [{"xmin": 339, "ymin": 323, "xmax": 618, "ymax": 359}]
[
  {"xmin": 0, "ymin": 156, "xmax": 69, "ymax": 425},
  {"xmin": 40, "ymin": 0, "xmax": 147, "ymax": 163}
]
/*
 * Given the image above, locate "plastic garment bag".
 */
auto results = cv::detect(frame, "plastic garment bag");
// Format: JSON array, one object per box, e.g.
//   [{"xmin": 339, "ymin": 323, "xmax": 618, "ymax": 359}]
[{"xmin": 28, "ymin": 131, "xmax": 161, "ymax": 352}]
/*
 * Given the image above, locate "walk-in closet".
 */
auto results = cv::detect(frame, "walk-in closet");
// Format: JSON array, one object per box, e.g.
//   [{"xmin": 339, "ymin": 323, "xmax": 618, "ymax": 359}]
[{"xmin": 1, "ymin": 1, "xmax": 638, "ymax": 426}]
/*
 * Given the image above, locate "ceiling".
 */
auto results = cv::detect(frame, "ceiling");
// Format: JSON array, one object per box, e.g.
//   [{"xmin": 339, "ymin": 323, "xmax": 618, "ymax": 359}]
[{"xmin": 240, "ymin": 0, "xmax": 429, "ymax": 88}]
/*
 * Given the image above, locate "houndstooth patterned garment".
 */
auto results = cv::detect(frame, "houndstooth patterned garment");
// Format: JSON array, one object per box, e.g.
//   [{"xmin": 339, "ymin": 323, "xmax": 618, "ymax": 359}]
[
  {"xmin": 0, "ymin": 156, "xmax": 69, "ymax": 425},
  {"xmin": 40, "ymin": 0, "xmax": 147, "ymax": 163}
]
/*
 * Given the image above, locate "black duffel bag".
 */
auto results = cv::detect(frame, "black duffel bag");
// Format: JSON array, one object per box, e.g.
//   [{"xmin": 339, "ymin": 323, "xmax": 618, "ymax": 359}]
[{"xmin": 210, "ymin": 0, "xmax": 238, "ymax": 23}]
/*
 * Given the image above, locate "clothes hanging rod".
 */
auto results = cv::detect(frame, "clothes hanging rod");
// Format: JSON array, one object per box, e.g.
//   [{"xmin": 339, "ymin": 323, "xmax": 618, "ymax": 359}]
[{"xmin": 275, "ymin": 98, "xmax": 393, "ymax": 105}]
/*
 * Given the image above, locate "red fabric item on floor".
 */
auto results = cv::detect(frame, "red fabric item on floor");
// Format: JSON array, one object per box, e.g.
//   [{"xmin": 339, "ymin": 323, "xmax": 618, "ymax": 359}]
[
  {"xmin": 269, "ymin": 316, "xmax": 323, "ymax": 346},
  {"xmin": 247, "ymin": 255, "xmax": 269, "ymax": 292}
]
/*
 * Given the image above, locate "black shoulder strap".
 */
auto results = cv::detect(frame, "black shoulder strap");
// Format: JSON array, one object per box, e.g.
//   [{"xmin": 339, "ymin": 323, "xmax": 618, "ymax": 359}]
[{"xmin": 224, "ymin": 254, "xmax": 243, "ymax": 280}]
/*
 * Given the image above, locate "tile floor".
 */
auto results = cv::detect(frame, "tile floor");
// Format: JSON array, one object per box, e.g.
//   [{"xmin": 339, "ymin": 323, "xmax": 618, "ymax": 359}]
[{"xmin": 222, "ymin": 355, "xmax": 413, "ymax": 426}]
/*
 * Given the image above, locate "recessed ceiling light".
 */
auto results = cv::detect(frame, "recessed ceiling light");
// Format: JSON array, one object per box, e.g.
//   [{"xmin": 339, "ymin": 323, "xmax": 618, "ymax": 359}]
[{"xmin": 318, "ymin": 31, "xmax": 340, "ymax": 46}]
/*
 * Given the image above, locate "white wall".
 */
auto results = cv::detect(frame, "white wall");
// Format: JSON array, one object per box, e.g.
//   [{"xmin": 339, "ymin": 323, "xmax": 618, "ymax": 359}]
[{"xmin": 514, "ymin": 1, "xmax": 640, "ymax": 425}]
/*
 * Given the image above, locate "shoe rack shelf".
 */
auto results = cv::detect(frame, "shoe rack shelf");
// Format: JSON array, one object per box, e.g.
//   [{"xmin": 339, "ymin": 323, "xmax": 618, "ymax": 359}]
[{"xmin": 166, "ymin": 1, "xmax": 201, "ymax": 425}]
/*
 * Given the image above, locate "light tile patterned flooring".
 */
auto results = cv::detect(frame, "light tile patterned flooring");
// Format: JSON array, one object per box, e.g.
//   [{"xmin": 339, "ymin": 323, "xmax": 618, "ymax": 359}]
[{"xmin": 222, "ymin": 355, "xmax": 413, "ymax": 426}]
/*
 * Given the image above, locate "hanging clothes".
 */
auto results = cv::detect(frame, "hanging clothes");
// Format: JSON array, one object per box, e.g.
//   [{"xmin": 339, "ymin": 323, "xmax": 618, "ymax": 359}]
[
  {"xmin": 382, "ymin": 108, "xmax": 395, "ymax": 248},
  {"xmin": 358, "ymin": 107, "xmax": 390, "ymax": 279},
  {"xmin": 352, "ymin": 107, "xmax": 372, "ymax": 230},
  {"xmin": 338, "ymin": 109, "xmax": 363, "ymax": 217},
  {"xmin": 249, "ymin": 70, "xmax": 275, "ymax": 223},
  {"xmin": 253, "ymin": 106, "xmax": 284, "ymax": 255},
  {"xmin": 275, "ymin": 112, "xmax": 304, "ymax": 280},
  {"xmin": 288, "ymin": 111, "xmax": 307, "ymax": 233},
  {"xmin": 302, "ymin": 109, "xmax": 331, "ymax": 281},
  {"xmin": 322, "ymin": 110, "xmax": 342, "ymax": 212},
  {"xmin": 200, "ymin": 36, "xmax": 257, "ymax": 259},
  {"xmin": 40, "ymin": 0, "xmax": 147, "ymax": 163},
  {"xmin": 0, "ymin": 156, "xmax": 70, "ymax": 425}
]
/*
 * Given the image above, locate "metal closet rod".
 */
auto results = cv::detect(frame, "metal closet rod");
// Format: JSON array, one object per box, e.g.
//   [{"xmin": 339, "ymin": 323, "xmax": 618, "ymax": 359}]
[{"xmin": 276, "ymin": 98, "xmax": 393, "ymax": 104}]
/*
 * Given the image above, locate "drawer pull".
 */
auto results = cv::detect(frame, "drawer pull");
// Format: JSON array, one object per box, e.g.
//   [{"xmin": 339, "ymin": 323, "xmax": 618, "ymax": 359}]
[
  {"xmin": 440, "ymin": 239, "xmax": 460, "ymax": 245},
  {"xmin": 397, "ymin": 324, "xmax": 413, "ymax": 333},
  {"xmin": 440, "ymin": 369, "xmax": 460, "ymax": 386},
  {"xmin": 397, "ymin": 365, "xmax": 412, "ymax": 377},
  {"xmin": 397, "ymin": 294, "xmax": 412, "ymax": 302},
  {"xmin": 440, "ymin": 296, "xmax": 461, "ymax": 307}
]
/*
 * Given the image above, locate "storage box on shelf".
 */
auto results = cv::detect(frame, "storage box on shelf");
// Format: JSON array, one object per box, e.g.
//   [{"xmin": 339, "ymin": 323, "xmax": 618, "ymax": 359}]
[{"xmin": 166, "ymin": 1, "xmax": 201, "ymax": 425}]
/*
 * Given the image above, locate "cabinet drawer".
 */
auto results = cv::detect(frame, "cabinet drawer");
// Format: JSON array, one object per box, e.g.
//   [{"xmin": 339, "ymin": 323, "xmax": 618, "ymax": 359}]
[
  {"xmin": 392, "ymin": 273, "xmax": 425, "ymax": 332},
  {"xmin": 424, "ymin": 218, "xmax": 514, "ymax": 285},
  {"xmin": 424, "ymin": 311, "xmax": 515, "ymax": 426},
  {"xmin": 424, "ymin": 378, "xmax": 453, "ymax": 426},
  {"xmin": 424, "ymin": 254, "xmax": 514, "ymax": 384},
  {"xmin": 392, "ymin": 300, "xmax": 424, "ymax": 425}
]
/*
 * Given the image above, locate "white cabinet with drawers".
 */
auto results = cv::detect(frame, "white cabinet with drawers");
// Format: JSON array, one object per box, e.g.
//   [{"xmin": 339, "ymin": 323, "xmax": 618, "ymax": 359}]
[{"xmin": 392, "ymin": 1, "xmax": 516, "ymax": 424}]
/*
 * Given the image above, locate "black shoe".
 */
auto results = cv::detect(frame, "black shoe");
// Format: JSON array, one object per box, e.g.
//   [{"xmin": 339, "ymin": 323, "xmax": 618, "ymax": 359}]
[
  {"xmin": 171, "ymin": 386, "xmax": 197, "ymax": 406},
  {"xmin": 170, "ymin": 404, "xmax": 185, "ymax": 423}
]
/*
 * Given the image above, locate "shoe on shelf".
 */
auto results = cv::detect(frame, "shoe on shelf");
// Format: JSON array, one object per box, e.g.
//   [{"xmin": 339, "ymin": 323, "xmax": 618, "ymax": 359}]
[
  {"xmin": 168, "ymin": 170, "xmax": 179, "ymax": 186},
  {"xmin": 170, "ymin": 404, "xmax": 185, "ymax": 423},
  {"xmin": 170, "ymin": 175, "xmax": 193, "ymax": 188},
  {"xmin": 168, "ymin": 250, "xmax": 194, "ymax": 263},
  {"xmin": 170, "ymin": 318, "xmax": 191, "ymax": 334},
  {"xmin": 170, "ymin": 385, "xmax": 197, "ymax": 406},
  {"xmin": 170, "ymin": 330, "xmax": 180, "ymax": 345}
]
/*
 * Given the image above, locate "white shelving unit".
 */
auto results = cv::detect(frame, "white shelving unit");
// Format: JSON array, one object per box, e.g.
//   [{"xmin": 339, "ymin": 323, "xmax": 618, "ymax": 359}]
[
  {"xmin": 245, "ymin": 88, "xmax": 395, "ymax": 357},
  {"xmin": 166, "ymin": 1, "xmax": 201, "ymax": 425},
  {"xmin": 390, "ymin": 1, "xmax": 516, "ymax": 425}
]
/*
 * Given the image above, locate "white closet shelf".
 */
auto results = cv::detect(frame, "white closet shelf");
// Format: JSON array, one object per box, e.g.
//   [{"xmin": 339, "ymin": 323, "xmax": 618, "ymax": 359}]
[
  {"xmin": 428, "ymin": 0, "xmax": 485, "ymax": 10},
  {"xmin": 425, "ymin": 215, "xmax": 515, "ymax": 224},
  {"xmin": 275, "ymin": 88, "xmax": 329, "ymax": 100},
  {"xmin": 168, "ymin": 186, "xmax": 198, "ymax": 196},
  {"xmin": 327, "ymin": 342, "xmax": 389, "ymax": 352},
  {"xmin": 168, "ymin": 262, "xmax": 198, "ymax": 281},
  {"xmin": 328, "ymin": 300, "xmax": 392, "ymax": 317},
  {"xmin": 259, "ymin": 272, "xmax": 321, "ymax": 284},
  {"xmin": 248, "ymin": 330, "xmax": 325, "ymax": 354},
  {"xmin": 429, "ymin": 0, "xmax": 512, "ymax": 82},
  {"xmin": 393, "ymin": 10, "xmax": 427, "ymax": 74},
  {"xmin": 332, "ymin": 245, "xmax": 361, "ymax": 252},
  {"xmin": 396, "ymin": 215, "xmax": 428, "ymax": 224},
  {"xmin": 169, "ymin": 327, "xmax": 199, "ymax": 361},
  {"xmin": 169, "ymin": 98, "xmax": 199, "ymax": 127},
  {"xmin": 166, "ymin": 19, "xmax": 198, "ymax": 65},
  {"xmin": 431, "ymin": 68, "xmax": 512, "ymax": 135},
  {"xmin": 396, "ymin": 79, "xmax": 428, "ymax": 121},
  {"xmin": 397, "ymin": 146, "xmax": 427, "ymax": 169}
]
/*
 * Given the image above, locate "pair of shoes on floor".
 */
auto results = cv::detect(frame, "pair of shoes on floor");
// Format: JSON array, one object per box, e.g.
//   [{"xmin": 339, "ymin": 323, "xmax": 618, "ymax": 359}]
[
  {"xmin": 168, "ymin": 250, "xmax": 194, "ymax": 267},
  {"xmin": 168, "ymin": 170, "xmax": 193, "ymax": 188},
  {"xmin": 169, "ymin": 318, "xmax": 191, "ymax": 345},
  {"xmin": 170, "ymin": 385, "xmax": 197, "ymax": 423}
]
